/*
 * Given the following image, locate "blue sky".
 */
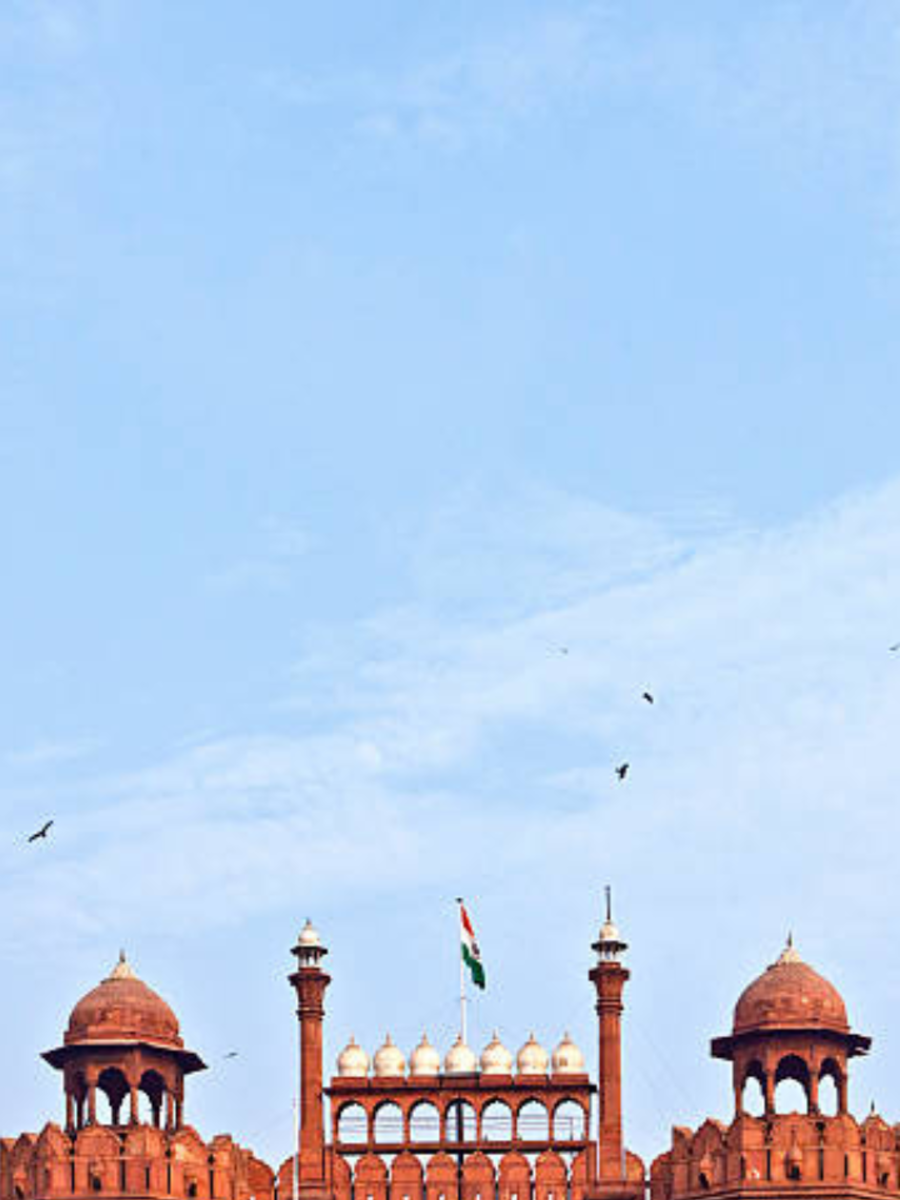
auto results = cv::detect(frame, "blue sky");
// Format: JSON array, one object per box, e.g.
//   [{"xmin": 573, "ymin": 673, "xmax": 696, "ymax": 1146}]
[{"xmin": 3, "ymin": 0, "xmax": 900, "ymax": 1173}]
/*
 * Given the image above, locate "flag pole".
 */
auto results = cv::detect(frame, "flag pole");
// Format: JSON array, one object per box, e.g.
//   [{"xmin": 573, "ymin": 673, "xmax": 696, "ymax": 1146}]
[{"xmin": 456, "ymin": 896, "xmax": 467, "ymax": 1044}]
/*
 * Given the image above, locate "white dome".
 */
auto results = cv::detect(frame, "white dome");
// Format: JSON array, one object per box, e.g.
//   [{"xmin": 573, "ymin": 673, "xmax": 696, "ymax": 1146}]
[
  {"xmin": 481, "ymin": 1031, "xmax": 513, "ymax": 1075},
  {"xmin": 516, "ymin": 1032, "xmax": 549, "ymax": 1076},
  {"xmin": 298, "ymin": 919, "xmax": 321, "ymax": 947},
  {"xmin": 551, "ymin": 1032, "xmax": 585, "ymax": 1075},
  {"xmin": 409, "ymin": 1033, "xmax": 441, "ymax": 1076},
  {"xmin": 337, "ymin": 1036, "xmax": 369, "ymax": 1078},
  {"xmin": 373, "ymin": 1034, "xmax": 406, "ymax": 1078},
  {"xmin": 444, "ymin": 1034, "xmax": 478, "ymax": 1075}
]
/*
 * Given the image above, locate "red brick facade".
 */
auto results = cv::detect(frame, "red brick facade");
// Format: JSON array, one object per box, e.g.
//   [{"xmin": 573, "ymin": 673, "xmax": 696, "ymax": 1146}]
[
  {"xmin": 0, "ymin": 953, "xmax": 273, "ymax": 1200},
  {"xmin": 1, "ymin": 907, "xmax": 890, "ymax": 1200},
  {"xmin": 651, "ymin": 941, "xmax": 887, "ymax": 1200}
]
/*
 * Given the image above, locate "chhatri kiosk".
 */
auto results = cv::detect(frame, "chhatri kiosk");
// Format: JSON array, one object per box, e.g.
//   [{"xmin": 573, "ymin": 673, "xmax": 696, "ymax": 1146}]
[{"xmin": 3, "ymin": 901, "xmax": 897, "ymax": 1200}]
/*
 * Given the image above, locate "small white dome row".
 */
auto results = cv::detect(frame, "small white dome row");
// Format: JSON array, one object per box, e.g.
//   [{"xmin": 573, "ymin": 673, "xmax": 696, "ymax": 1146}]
[{"xmin": 337, "ymin": 1032, "xmax": 585, "ymax": 1078}]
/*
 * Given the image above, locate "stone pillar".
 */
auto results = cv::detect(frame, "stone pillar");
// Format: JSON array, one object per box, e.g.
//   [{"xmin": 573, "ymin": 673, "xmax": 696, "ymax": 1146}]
[
  {"xmin": 807, "ymin": 1071, "xmax": 819, "ymax": 1114},
  {"xmin": 66, "ymin": 1091, "xmax": 75, "ymax": 1133},
  {"xmin": 289, "ymin": 922, "xmax": 332, "ymax": 1200},
  {"xmin": 130, "ymin": 1085, "xmax": 139, "ymax": 1125},
  {"xmin": 592, "ymin": 962, "xmax": 628, "ymax": 1181},
  {"xmin": 587, "ymin": 894, "xmax": 632, "ymax": 1195},
  {"xmin": 82, "ymin": 1064, "xmax": 100, "ymax": 1126},
  {"xmin": 763, "ymin": 1072, "xmax": 775, "ymax": 1117}
]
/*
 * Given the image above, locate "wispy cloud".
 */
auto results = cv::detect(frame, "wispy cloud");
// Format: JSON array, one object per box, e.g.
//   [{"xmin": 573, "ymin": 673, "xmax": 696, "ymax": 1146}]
[
  {"xmin": 5, "ymin": 736, "xmax": 101, "ymax": 769},
  {"xmin": 4, "ymin": 475, "xmax": 900, "ymax": 959},
  {"xmin": 205, "ymin": 516, "xmax": 314, "ymax": 594},
  {"xmin": 4, "ymin": 475, "xmax": 900, "ymax": 1165},
  {"xmin": 262, "ymin": 0, "xmax": 900, "ymax": 198},
  {"xmin": 0, "ymin": 2, "xmax": 84, "ymax": 60},
  {"xmin": 261, "ymin": 7, "xmax": 605, "ymax": 148},
  {"xmin": 0, "ymin": 0, "xmax": 105, "ymax": 298}
]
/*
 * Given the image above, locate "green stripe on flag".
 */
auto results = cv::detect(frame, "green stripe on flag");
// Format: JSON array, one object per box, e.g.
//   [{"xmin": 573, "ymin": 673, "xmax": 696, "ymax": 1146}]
[{"xmin": 462, "ymin": 943, "xmax": 486, "ymax": 989}]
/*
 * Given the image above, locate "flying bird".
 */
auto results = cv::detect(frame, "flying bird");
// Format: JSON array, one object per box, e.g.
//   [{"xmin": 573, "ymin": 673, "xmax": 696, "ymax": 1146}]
[
  {"xmin": 642, "ymin": 692, "xmax": 654, "ymax": 704},
  {"xmin": 559, "ymin": 647, "xmax": 569, "ymax": 655},
  {"xmin": 27, "ymin": 820, "xmax": 54, "ymax": 843},
  {"xmin": 223, "ymin": 1051, "xmax": 239, "ymax": 1060},
  {"xmin": 890, "ymin": 644, "xmax": 900, "ymax": 652},
  {"xmin": 616, "ymin": 763, "xmax": 629, "ymax": 781}
]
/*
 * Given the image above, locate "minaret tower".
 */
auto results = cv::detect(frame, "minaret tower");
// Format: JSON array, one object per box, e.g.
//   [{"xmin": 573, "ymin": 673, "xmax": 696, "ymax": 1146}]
[
  {"xmin": 588, "ymin": 888, "xmax": 634, "ymax": 1197},
  {"xmin": 289, "ymin": 920, "xmax": 332, "ymax": 1200}
]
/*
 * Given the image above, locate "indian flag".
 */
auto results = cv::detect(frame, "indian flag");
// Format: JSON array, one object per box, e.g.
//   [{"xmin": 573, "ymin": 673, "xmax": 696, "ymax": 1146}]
[{"xmin": 459, "ymin": 901, "xmax": 486, "ymax": 990}]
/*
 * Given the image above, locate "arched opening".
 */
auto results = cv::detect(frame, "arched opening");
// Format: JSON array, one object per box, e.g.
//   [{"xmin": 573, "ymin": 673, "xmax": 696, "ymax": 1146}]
[
  {"xmin": 409, "ymin": 1102, "xmax": 441, "ymax": 1143},
  {"xmin": 696, "ymin": 1155, "xmax": 714, "ymax": 1191},
  {"xmin": 94, "ymin": 1090, "xmax": 115, "ymax": 1127},
  {"xmin": 134, "ymin": 1088, "xmax": 158, "ymax": 1126},
  {"xmin": 552, "ymin": 1100, "xmax": 585, "ymax": 1141},
  {"xmin": 139, "ymin": 1071, "xmax": 166, "ymax": 1128},
  {"xmin": 741, "ymin": 1063, "xmax": 766, "ymax": 1117},
  {"xmin": 97, "ymin": 1068, "xmax": 130, "ymax": 1126},
  {"xmin": 481, "ymin": 1100, "xmax": 513, "ymax": 1142},
  {"xmin": 516, "ymin": 1100, "xmax": 549, "ymax": 1141},
  {"xmin": 774, "ymin": 1055, "xmax": 810, "ymax": 1115},
  {"xmin": 785, "ymin": 1153, "xmax": 802, "ymax": 1182},
  {"xmin": 819, "ymin": 1060, "xmax": 842, "ymax": 1117},
  {"xmin": 336, "ymin": 1102, "xmax": 368, "ymax": 1144},
  {"xmin": 775, "ymin": 1079, "xmax": 808, "ymax": 1115},
  {"xmin": 445, "ymin": 1101, "xmax": 477, "ymax": 1143},
  {"xmin": 819, "ymin": 1075, "xmax": 839, "ymax": 1116},
  {"xmin": 373, "ymin": 1102, "xmax": 404, "ymax": 1144}
]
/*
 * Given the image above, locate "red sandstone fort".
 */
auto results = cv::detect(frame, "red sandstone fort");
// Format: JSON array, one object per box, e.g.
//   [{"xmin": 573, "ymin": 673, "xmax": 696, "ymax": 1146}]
[{"xmin": 1, "ymin": 905, "xmax": 891, "ymax": 1200}]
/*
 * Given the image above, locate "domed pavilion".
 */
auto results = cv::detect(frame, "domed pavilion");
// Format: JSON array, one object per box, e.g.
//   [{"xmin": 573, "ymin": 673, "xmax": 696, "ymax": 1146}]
[
  {"xmin": 6, "ymin": 903, "xmax": 900, "ymax": 1200},
  {"xmin": 650, "ymin": 938, "xmax": 892, "ymax": 1200},
  {"xmin": 42, "ymin": 952, "xmax": 205, "ymax": 1131},
  {"xmin": 1, "ymin": 953, "xmax": 273, "ymax": 1200},
  {"xmin": 710, "ymin": 937, "xmax": 870, "ymax": 1117}
]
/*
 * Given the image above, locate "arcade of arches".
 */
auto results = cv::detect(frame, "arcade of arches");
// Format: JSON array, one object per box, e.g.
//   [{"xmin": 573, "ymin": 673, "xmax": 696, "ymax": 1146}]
[{"xmin": 2, "ymin": 914, "xmax": 897, "ymax": 1200}]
